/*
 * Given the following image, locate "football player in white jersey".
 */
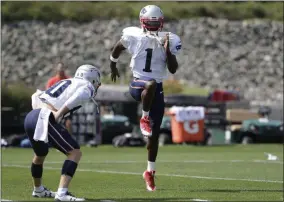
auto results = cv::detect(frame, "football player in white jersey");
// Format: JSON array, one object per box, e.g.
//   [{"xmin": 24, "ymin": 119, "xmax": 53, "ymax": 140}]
[
  {"xmin": 109, "ymin": 5, "xmax": 182, "ymax": 191},
  {"xmin": 24, "ymin": 64, "xmax": 101, "ymax": 201}
]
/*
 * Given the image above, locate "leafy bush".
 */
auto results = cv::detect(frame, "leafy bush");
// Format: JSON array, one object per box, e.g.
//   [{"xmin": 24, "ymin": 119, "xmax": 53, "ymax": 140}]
[
  {"xmin": 163, "ymin": 79, "xmax": 184, "ymax": 95},
  {"xmin": 1, "ymin": 82, "xmax": 34, "ymax": 113},
  {"xmin": 1, "ymin": 2, "xmax": 283, "ymax": 23}
]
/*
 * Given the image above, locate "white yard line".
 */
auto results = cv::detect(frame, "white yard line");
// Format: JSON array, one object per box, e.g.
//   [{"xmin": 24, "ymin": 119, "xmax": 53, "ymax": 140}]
[
  {"xmin": 100, "ymin": 200, "xmax": 117, "ymax": 202},
  {"xmin": 6, "ymin": 159, "xmax": 284, "ymax": 164},
  {"xmin": 192, "ymin": 199, "xmax": 210, "ymax": 202},
  {"xmin": 3, "ymin": 164, "xmax": 283, "ymax": 183}
]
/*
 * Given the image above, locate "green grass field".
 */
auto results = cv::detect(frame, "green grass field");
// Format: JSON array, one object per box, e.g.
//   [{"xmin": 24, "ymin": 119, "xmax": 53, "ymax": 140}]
[{"xmin": 1, "ymin": 145, "xmax": 283, "ymax": 201}]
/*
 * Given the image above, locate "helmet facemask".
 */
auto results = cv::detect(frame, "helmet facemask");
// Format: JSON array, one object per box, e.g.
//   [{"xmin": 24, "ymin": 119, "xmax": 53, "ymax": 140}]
[
  {"xmin": 92, "ymin": 78, "xmax": 101, "ymax": 98},
  {"xmin": 140, "ymin": 17, "xmax": 164, "ymax": 32},
  {"xmin": 91, "ymin": 78, "xmax": 101, "ymax": 113}
]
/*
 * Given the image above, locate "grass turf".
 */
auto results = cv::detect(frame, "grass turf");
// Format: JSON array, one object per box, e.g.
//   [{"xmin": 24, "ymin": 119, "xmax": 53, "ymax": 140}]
[{"xmin": 1, "ymin": 144, "xmax": 283, "ymax": 201}]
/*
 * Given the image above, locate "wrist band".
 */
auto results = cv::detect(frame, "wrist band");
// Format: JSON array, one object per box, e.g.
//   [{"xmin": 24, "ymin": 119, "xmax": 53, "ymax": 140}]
[{"xmin": 110, "ymin": 55, "xmax": 119, "ymax": 63}]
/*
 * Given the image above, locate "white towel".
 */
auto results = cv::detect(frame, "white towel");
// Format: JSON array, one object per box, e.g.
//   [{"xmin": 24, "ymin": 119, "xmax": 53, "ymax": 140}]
[
  {"xmin": 169, "ymin": 106, "xmax": 205, "ymax": 122},
  {"xmin": 33, "ymin": 108, "xmax": 52, "ymax": 143},
  {"xmin": 31, "ymin": 89, "xmax": 45, "ymax": 109}
]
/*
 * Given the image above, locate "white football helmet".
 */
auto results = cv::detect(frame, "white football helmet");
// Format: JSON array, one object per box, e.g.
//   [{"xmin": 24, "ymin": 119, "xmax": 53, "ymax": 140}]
[
  {"xmin": 139, "ymin": 5, "xmax": 164, "ymax": 32},
  {"xmin": 74, "ymin": 64, "xmax": 101, "ymax": 98}
]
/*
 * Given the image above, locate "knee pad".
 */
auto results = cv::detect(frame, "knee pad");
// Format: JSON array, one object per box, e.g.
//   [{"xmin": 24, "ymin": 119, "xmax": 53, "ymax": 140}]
[
  {"xmin": 31, "ymin": 163, "xmax": 43, "ymax": 178},
  {"xmin": 61, "ymin": 160, "xmax": 78, "ymax": 177}
]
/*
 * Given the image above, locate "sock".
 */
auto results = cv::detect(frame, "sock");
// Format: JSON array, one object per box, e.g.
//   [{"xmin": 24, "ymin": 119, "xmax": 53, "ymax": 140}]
[
  {"xmin": 57, "ymin": 188, "xmax": 68, "ymax": 197},
  {"xmin": 34, "ymin": 185, "xmax": 44, "ymax": 192},
  {"xmin": 142, "ymin": 110, "xmax": 149, "ymax": 117},
  {"xmin": 147, "ymin": 161, "xmax": 155, "ymax": 171}
]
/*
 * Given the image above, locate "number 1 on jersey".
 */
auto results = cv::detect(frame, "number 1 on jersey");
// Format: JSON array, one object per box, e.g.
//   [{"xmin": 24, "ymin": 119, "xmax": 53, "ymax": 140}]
[{"xmin": 143, "ymin": 48, "xmax": 153, "ymax": 72}]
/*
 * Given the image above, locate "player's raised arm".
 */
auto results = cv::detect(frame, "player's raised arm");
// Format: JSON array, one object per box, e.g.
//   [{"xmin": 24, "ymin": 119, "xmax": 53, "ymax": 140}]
[
  {"xmin": 164, "ymin": 33, "xmax": 182, "ymax": 74},
  {"xmin": 166, "ymin": 52, "xmax": 178, "ymax": 74}
]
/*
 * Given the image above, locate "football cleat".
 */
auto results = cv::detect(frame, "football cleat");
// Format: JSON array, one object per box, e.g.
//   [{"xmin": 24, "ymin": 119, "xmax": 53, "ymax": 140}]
[
  {"xmin": 143, "ymin": 170, "xmax": 156, "ymax": 191},
  {"xmin": 55, "ymin": 191, "xmax": 85, "ymax": 201},
  {"xmin": 140, "ymin": 116, "xmax": 152, "ymax": 137},
  {"xmin": 32, "ymin": 186, "xmax": 56, "ymax": 198}
]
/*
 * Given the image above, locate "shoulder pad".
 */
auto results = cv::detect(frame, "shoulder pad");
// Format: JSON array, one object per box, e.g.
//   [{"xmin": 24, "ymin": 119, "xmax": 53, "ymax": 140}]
[
  {"xmin": 122, "ymin": 26, "xmax": 143, "ymax": 37},
  {"xmin": 170, "ymin": 33, "xmax": 181, "ymax": 43}
]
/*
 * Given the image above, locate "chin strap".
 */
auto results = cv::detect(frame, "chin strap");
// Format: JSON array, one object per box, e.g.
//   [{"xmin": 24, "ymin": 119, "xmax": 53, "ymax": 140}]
[{"xmin": 91, "ymin": 97, "xmax": 100, "ymax": 113}]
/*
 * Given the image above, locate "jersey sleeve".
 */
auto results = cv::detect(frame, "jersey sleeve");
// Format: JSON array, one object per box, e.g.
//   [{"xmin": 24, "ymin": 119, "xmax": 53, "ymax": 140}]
[
  {"xmin": 64, "ymin": 85, "xmax": 93, "ymax": 110},
  {"xmin": 169, "ymin": 33, "xmax": 182, "ymax": 56},
  {"xmin": 120, "ymin": 27, "xmax": 140, "ymax": 54}
]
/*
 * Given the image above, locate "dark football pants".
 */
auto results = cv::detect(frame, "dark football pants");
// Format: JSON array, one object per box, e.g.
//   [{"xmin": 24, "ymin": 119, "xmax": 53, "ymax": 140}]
[{"xmin": 24, "ymin": 109, "xmax": 80, "ymax": 156}]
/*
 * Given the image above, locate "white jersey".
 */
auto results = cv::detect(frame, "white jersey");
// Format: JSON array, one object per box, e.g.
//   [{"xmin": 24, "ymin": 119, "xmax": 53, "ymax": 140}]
[
  {"xmin": 120, "ymin": 27, "xmax": 182, "ymax": 83},
  {"xmin": 39, "ymin": 78, "xmax": 95, "ymax": 112}
]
